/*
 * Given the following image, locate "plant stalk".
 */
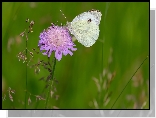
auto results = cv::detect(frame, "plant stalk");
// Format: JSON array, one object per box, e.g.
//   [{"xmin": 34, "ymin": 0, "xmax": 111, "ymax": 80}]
[{"xmin": 45, "ymin": 57, "xmax": 56, "ymax": 109}]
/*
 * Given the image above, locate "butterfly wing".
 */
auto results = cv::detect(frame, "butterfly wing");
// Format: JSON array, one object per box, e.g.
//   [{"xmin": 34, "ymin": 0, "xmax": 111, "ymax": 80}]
[
  {"xmin": 67, "ymin": 10, "xmax": 102, "ymax": 47},
  {"xmin": 68, "ymin": 20, "xmax": 99, "ymax": 47}
]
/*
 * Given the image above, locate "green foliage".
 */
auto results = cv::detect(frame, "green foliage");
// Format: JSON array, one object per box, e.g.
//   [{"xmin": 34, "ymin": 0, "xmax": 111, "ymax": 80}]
[{"xmin": 2, "ymin": 2, "xmax": 149, "ymax": 109}]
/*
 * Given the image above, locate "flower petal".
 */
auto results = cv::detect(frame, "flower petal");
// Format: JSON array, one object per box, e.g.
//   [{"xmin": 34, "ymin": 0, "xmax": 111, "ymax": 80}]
[
  {"xmin": 38, "ymin": 24, "xmax": 77, "ymax": 61},
  {"xmin": 55, "ymin": 50, "xmax": 62, "ymax": 61}
]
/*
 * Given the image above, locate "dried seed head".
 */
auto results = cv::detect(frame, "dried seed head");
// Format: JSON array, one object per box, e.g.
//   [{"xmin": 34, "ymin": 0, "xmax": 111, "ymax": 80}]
[
  {"xmin": 2, "ymin": 94, "xmax": 6, "ymax": 101},
  {"xmin": 30, "ymin": 20, "xmax": 35, "ymax": 26},
  {"xmin": 28, "ymin": 97, "xmax": 31, "ymax": 105},
  {"xmin": 29, "ymin": 52, "xmax": 33, "ymax": 57},
  {"xmin": 20, "ymin": 31, "xmax": 25, "ymax": 37},
  {"xmin": 50, "ymin": 90, "xmax": 54, "ymax": 98},
  {"xmin": 26, "ymin": 18, "xmax": 29, "ymax": 22},
  {"xmin": 35, "ymin": 67, "xmax": 40, "ymax": 74}
]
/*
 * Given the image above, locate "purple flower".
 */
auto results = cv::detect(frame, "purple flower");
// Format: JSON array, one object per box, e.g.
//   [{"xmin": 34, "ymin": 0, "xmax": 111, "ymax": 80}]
[{"xmin": 38, "ymin": 24, "xmax": 77, "ymax": 61}]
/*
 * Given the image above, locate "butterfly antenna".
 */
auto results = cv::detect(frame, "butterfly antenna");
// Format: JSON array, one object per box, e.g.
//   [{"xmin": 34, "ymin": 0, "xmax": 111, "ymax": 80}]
[
  {"xmin": 60, "ymin": 9, "xmax": 67, "ymax": 19},
  {"xmin": 111, "ymin": 56, "xmax": 148, "ymax": 109},
  {"xmin": 60, "ymin": 9, "xmax": 69, "ymax": 24}
]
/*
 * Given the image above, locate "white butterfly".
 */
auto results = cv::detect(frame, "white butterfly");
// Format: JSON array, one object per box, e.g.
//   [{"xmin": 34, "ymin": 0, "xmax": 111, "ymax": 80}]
[{"xmin": 67, "ymin": 9, "xmax": 102, "ymax": 47}]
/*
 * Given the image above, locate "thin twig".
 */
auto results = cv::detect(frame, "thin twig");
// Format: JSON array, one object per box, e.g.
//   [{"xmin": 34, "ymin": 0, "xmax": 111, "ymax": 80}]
[
  {"xmin": 45, "ymin": 57, "xmax": 56, "ymax": 108},
  {"xmin": 111, "ymin": 56, "xmax": 148, "ymax": 109},
  {"xmin": 25, "ymin": 33, "xmax": 28, "ymax": 109}
]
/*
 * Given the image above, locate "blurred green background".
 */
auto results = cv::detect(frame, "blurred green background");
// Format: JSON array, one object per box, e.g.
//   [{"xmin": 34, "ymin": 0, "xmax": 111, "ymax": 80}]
[{"xmin": 2, "ymin": 2, "xmax": 149, "ymax": 109}]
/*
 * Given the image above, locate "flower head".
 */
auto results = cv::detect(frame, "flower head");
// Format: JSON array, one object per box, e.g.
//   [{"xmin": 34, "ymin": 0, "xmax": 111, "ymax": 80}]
[{"xmin": 38, "ymin": 23, "xmax": 77, "ymax": 61}]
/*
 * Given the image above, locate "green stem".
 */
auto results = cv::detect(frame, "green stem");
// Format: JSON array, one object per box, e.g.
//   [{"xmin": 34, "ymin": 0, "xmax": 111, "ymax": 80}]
[
  {"xmin": 35, "ymin": 57, "xmax": 52, "ymax": 108},
  {"xmin": 111, "ymin": 56, "xmax": 148, "ymax": 109},
  {"xmin": 45, "ymin": 57, "xmax": 56, "ymax": 109},
  {"xmin": 25, "ymin": 37, "xmax": 28, "ymax": 109}
]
